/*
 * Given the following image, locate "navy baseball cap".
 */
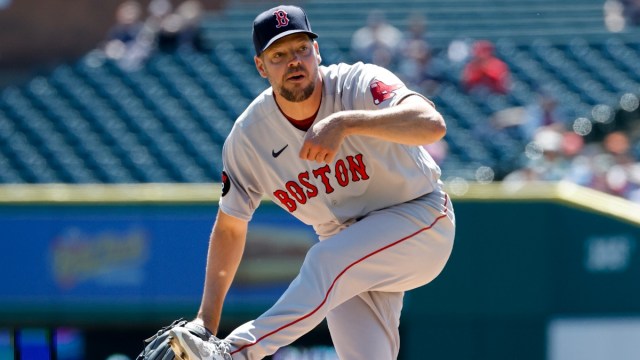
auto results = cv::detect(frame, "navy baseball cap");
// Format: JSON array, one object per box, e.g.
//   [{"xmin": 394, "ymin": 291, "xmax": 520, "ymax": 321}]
[{"xmin": 252, "ymin": 5, "xmax": 318, "ymax": 55}]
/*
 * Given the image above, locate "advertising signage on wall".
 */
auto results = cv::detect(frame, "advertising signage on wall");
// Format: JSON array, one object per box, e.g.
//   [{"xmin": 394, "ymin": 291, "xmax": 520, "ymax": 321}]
[{"xmin": 0, "ymin": 199, "xmax": 316, "ymax": 324}]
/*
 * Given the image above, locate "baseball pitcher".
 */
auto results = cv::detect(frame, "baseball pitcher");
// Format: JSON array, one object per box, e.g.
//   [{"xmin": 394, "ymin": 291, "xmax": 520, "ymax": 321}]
[{"xmin": 138, "ymin": 4, "xmax": 456, "ymax": 360}]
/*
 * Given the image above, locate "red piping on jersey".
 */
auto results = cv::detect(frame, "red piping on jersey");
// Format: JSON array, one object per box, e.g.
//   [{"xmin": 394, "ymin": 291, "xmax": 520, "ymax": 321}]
[{"xmin": 231, "ymin": 194, "xmax": 450, "ymax": 356}]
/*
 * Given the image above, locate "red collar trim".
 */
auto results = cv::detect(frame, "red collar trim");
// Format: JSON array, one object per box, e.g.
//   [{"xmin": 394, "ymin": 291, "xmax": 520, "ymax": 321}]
[{"xmin": 274, "ymin": 94, "xmax": 321, "ymax": 132}]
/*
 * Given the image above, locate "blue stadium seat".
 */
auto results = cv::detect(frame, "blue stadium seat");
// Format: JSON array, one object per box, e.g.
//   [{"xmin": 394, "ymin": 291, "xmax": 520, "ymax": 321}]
[
  {"xmin": 0, "ymin": 151, "xmax": 23, "ymax": 183},
  {"xmin": 601, "ymin": 38, "xmax": 640, "ymax": 80},
  {"xmin": 2, "ymin": 0, "xmax": 639, "ymax": 184},
  {"xmin": 210, "ymin": 42, "xmax": 268, "ymax": 99}
]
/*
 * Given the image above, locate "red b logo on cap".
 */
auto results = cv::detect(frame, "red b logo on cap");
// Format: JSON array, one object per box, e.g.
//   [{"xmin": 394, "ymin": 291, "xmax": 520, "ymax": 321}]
[{"xmin": 273, "ymin": 10, "xmax": 289, "ymax": 28}]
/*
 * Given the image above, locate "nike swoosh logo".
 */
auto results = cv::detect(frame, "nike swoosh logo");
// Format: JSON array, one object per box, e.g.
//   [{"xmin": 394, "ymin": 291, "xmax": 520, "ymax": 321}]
[{"xmin": 272, "ymin": 144, "xmax": 289, "ymax": 158}]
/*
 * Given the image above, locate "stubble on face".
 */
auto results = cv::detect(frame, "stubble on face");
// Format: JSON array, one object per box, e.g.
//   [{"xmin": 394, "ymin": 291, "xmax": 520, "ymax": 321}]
[
  {"xmin": 278, "ymin": 66, "xmax": 316, "ymax": 102},
  {"xmin": 259, "ymin": 35, "xmax": 319, "ymax": 103}
]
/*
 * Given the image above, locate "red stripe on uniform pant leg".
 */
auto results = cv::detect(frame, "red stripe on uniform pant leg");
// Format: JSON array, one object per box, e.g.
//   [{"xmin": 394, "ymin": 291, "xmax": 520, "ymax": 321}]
[{"xmin": 230, "ymin": 194, "xmax": 449, "ymax": 355}]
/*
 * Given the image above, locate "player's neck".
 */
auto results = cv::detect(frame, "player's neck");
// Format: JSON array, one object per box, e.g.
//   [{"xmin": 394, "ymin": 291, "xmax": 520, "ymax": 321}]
[{"xmin": 275, "ymin": 79, "xmax": 323, "ymax": 121}]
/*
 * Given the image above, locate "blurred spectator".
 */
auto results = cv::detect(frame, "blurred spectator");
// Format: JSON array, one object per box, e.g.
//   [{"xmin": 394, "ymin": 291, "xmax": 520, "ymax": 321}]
[
  {"xmin": 157, "ymin": 0, "xmax": 205, "ymax": 52},
  {"xmin": 104, "ymin": 1, "xmax": 144, "ymax": 60},
  {"xmin": 351, "ymin": 9, "xmax": 403, "ymax": 68},
  {"xmin": 604, "ymin": 0, "xmax": 627, "ymax": 31},
  {"xmin": 444, "ymin": 38, "xmax": 473, "ymax": 82},
  {"xmin": 447, "ymin": 38, "xmax": 471, "ymax": 64},
  {"xmin": 597, "ymin": 131, "xmax": 640, "ymax": 198},
  {"xmin": 104, "ymin": 0, "xmax": 179, "ymax": 70},
  {"xmin": 584, "ymin": 94, "xmax": 639, "ymax": 148},
  {"xmin": 489, "ymin": 88, "xmax": 569, "ymax": 142},
  {"xmin": 625, "ymin": 0, "xmax": 640, "ymax": 25},
  {"xmin": 519, "ymin": 88, "xmax": 570, "ymax": 141},
  {"xmin": 504, "ymin": 121, "xmax": 640, "ymax": 204},
  {"xmin": 504, "ymin": 127, "xmax": 574, "ymax": 182},
  {"xmin": 397, "ymin": 14, "xmax": 444, "ymax": 95},
  {"xmin": 615, "ymin": 93, "xmax": 640, "ymax": 140},
  {"xmin": 604, "ymin": 0, "xmax": 640, "ymax": 31},
  {"xmin": 461, "ymin": 40, "xmax": 511, "ymax": 95},
  {"xmin": 504, "ymin": 127, "xmax": 593, "ymax": 187},
  {"xmin": 102, "ymin": 0, "xmax": 167, "ymax": 70}
]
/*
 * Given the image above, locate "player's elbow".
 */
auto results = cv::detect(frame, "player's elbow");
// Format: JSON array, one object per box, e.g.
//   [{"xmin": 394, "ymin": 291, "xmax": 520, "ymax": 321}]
[
  {"xmin": 399, "ymin": 98, "xmax": 447, "ymax": 144},
  {"xmin": 433, "ymin": 113, "xmax": 447, "ymax": 138},
  {"xmin": 422, "ymin": 111, "xmax": 447, "ymax": 144}
]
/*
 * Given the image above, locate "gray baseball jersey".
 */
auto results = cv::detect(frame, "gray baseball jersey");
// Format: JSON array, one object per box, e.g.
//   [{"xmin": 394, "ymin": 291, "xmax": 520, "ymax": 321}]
[
  {"xmin": 219, "ymin": 62, "xmax": 442, "ymax": 238},
  {"xmin": 217, "ymin": 61, "xmax": 455, "ymax": 359}
]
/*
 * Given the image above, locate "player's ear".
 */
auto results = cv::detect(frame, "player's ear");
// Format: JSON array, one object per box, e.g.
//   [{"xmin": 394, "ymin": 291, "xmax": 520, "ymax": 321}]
[
  {"xmin": 254, "ymin": 55, "xmax": 268, "ymax": 78},
  {"xmin": 313, "ymin": 41, "xmax": 322, "ymax": 64}
]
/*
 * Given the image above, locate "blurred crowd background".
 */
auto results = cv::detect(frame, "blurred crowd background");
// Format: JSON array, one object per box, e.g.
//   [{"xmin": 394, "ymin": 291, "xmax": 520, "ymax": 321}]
[
  {"xmin": 1, "ymin": 0, "xmax": 640, "ymax": 203},
  {"xmin": 2, "ymin": 1, "xmax": 640, "ymax": 359}
]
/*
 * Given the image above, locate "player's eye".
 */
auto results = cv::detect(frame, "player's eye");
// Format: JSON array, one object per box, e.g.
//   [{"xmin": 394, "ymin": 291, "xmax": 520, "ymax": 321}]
[
  {"xmin": 270, "ymin": 52, "xmax": 284, "ymax": 62},
  {"xmin": 298, "ymin": 45, "xmax": 310, "ymax": 54}
]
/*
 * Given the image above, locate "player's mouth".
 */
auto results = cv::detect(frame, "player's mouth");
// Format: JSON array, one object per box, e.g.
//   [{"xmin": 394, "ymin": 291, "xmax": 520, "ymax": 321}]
[{"xmin": 286, "ymin": 73, "xmax": 306, "ymax": 82}]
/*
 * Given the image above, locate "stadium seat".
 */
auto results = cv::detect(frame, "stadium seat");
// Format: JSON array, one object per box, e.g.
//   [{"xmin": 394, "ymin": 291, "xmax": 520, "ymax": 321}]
[{"xmin": 2, "ymin": 0, "xmax": 640, "ymax": 184}]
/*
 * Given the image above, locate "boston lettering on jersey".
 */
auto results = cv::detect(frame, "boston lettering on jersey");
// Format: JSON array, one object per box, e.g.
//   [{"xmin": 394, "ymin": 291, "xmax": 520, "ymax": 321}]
[{"xmin": 273, "ymin": 153, "xmax": 369, "ymax": 212}]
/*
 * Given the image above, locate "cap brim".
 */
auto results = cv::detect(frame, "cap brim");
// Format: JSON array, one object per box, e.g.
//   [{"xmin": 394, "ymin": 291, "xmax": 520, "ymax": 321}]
[{"xmin": 260, "ymin": 30, "xmax": 318, "ymax": 54}]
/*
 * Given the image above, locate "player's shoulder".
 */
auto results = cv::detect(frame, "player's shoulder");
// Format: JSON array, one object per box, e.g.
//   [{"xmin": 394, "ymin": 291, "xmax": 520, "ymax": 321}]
[
  {"xmin": 322, "ymin": 61, "xmax": 374, "ymax": 78},
  {"xmin": 322, "ymin": 62, "xmax": 398, "ymax": 87},
  {"xmin": 234, "ymin": 88, "xmax": 278, "ymax": 128}
]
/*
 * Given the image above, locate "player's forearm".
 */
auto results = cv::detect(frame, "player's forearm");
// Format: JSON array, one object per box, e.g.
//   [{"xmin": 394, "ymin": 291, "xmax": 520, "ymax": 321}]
[
  {"xmin": 341, "ymin": 99, "xmax": 446, "ymax": 145},
  {"xmin": 197, "ymin": 213, "xmax": 248, "ymax": 335}
]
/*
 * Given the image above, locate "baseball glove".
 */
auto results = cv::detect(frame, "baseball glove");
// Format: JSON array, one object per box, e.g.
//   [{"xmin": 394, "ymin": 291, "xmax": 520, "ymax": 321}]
[{"xmin": 136, "ymin": 318, "xmax": 213, "ymax": 360}]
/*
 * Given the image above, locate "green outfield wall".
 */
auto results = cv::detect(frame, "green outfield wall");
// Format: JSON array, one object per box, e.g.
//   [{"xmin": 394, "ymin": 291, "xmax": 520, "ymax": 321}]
[
  {"xmin": 1, "ymin": 182, "xmax": 639, "ymax": 359},
  {"xmin": 402, "ymin": 182, "xmax": 640, "ymax": 360}
]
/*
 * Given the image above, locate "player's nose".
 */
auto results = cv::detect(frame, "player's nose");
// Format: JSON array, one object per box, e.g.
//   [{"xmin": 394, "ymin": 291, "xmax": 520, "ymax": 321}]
[{"xmin": 287, "ymin": 53, "xmax": 303, "ymax": 66}]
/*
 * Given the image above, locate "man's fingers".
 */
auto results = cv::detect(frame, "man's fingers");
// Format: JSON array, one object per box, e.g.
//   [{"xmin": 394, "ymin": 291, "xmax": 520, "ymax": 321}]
[
  {"xmin": 324, "ymin": 152, "xmax": 336, "ymax": 164},
  {"xmin": 314, "ymin": 152, "xmax": 328, "ymax": 163},
  {"xmin": 299, "ymin": 145, "xmax": 332, "ymax": 164},
  {"xmin": 299, "ymin": 144, "xmax": 311, "ymax": 160}
]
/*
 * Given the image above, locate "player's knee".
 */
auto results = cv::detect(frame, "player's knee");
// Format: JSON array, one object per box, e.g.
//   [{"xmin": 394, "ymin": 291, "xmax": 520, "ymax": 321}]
[
  {"xmin": 300, "ymin": 244, "xmax": 335, "ymax": 279},
  {"xmin": 302, "ymin": 243, "xmax": 329, "ymax": 268}
]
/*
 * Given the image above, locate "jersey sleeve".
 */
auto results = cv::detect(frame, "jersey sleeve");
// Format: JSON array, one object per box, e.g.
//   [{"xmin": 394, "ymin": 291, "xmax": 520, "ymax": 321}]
[
  {"xmin": 341, "ymin": 62, "xmax": 431, "ymax": 111},
  {"xmin": 218, "ymin": 130, "xmax": 264, "ymax": 221}
]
